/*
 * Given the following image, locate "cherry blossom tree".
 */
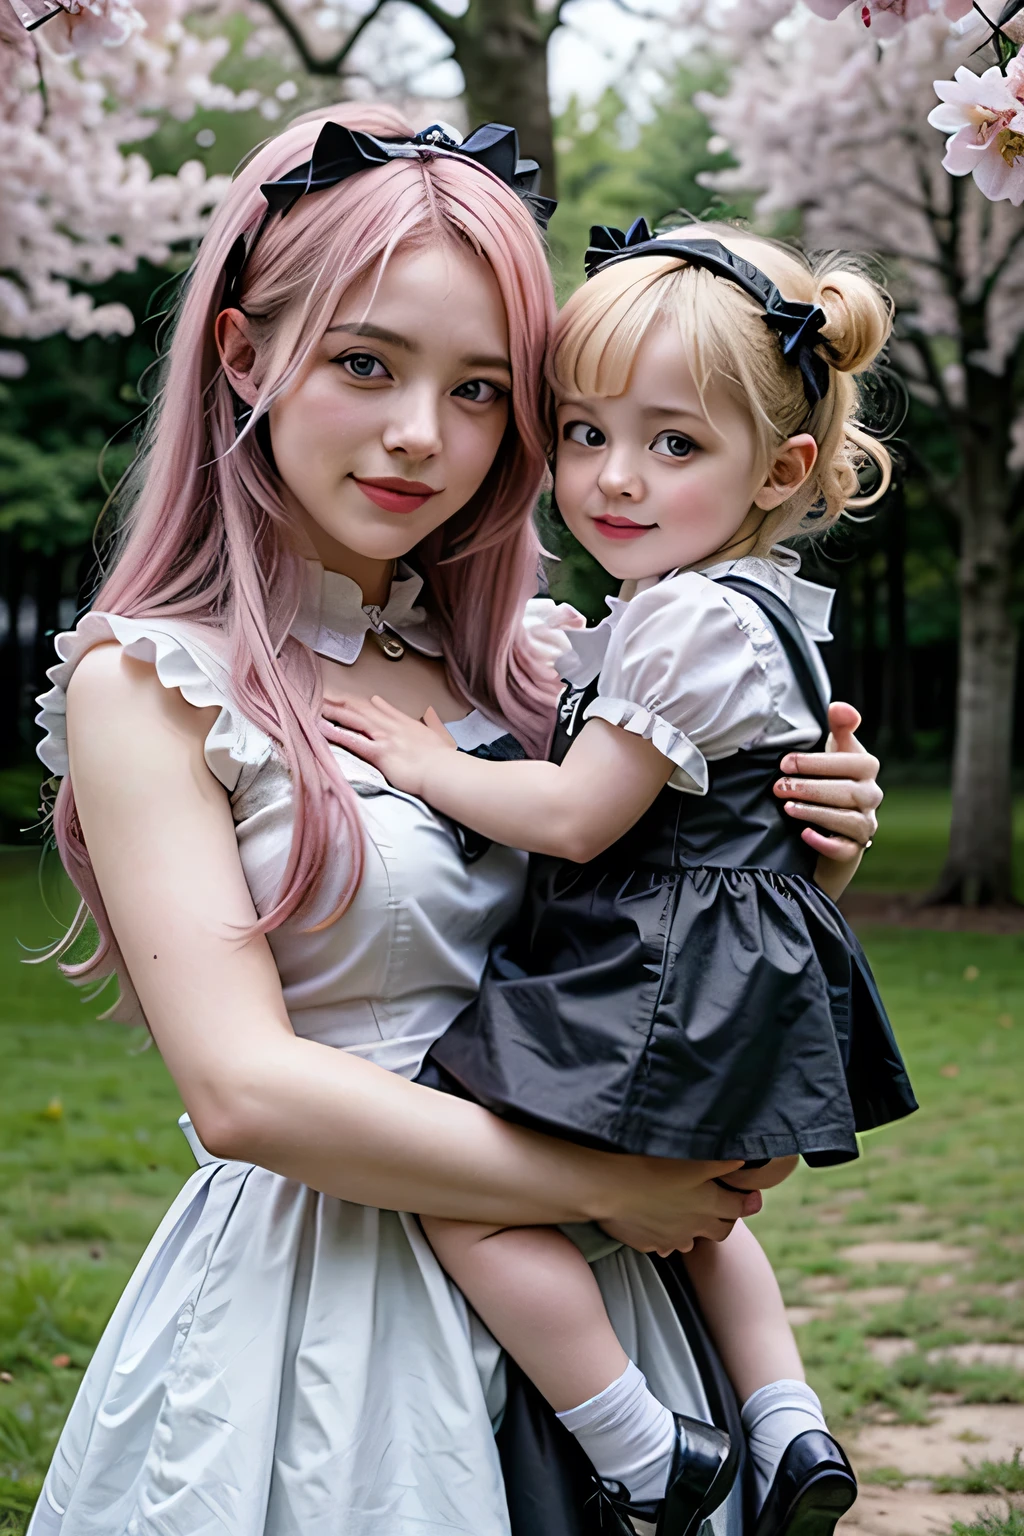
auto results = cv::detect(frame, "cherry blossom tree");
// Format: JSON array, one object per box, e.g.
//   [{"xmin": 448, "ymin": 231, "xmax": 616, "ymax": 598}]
[
  {"xmin": 698, "ymin": 1, "xmax": 1024, "ymax": 905},
  {"xmin": 0, "ymin": 0, "xmax": 260, "ymax": 342}
]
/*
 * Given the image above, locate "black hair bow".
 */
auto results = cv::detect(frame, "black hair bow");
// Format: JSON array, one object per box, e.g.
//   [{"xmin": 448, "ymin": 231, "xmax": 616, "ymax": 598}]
[
  {"xmin": 222, "ymin": 120, "xmax": 556, "ymax": 309},
  {"xmin": 583, "ymin": 224, "xmax": 830, "ymax": 407}
]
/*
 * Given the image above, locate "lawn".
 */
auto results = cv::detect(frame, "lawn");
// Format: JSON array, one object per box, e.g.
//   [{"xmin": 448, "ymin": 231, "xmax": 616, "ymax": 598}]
[{"xmin": 1, "ymin": 786, "xmax": 1023, "ymax": 1534}]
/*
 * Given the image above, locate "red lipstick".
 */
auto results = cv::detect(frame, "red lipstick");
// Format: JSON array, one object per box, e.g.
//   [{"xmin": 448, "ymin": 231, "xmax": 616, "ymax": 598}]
[
  {"xmin": 353, "ymin": 476, "xmax": 440, "ymax": 514},
  {"xmin": 593, "ymin": 514, "xmax": 653, "ymax": 541}
]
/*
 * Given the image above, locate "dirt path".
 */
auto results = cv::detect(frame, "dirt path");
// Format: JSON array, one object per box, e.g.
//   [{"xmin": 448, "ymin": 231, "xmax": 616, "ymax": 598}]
[{"xmin": 840, "ymin": 1402, "xmax": 1024, "ymax": 1534}]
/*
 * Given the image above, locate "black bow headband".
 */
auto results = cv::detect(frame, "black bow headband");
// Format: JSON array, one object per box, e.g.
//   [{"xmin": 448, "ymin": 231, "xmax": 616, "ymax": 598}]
[
  {"xmin": 584, "ymin": 219, "xmax": 831, "ymax": 407},
  {"xmin": 222, "ymin": 120, "xmax": 557, "ymax": 310}
]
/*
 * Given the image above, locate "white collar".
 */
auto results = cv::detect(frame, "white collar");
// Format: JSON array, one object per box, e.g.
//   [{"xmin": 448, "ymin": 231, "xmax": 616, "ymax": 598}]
[
  {"xmin": 290, "ymin": 559, "xmax": 443, "ymax": 666},
  {"xmin": 697, "ymin": 547, "xmax": 834, "ymax": 643}
]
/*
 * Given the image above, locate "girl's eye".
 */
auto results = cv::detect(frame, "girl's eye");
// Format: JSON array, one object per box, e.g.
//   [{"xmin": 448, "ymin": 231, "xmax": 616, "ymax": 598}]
[
  {"xmin": 651, "ymin": 431, "xmax": 695, "ymax": 460},
  {"xmin": 452, "ymin": 379, "xmax": 506, "ymax": 404},
  {"xmin": 340, "ymin": 353, "xmax": 389, "ymax": 380},
  {"xmin": 564, "ymin": 421, "xmax": 606, "ymax": 448}
]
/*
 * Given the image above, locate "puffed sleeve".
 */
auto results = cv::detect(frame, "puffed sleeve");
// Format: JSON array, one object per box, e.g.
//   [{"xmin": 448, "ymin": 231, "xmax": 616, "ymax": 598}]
[{"xmin": 582, "ymin": 573, "xmax": 782, "ymax": 794}]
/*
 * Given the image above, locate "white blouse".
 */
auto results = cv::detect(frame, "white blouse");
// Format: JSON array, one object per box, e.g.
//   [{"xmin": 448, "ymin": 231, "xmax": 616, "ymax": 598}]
[
  {"xmin": 35, "ymin": 561, "xmax": 527, "ymax": 1069},
  {"xmin": 529, "ymin": 548, "xmax": 834, "ymax": 796}
]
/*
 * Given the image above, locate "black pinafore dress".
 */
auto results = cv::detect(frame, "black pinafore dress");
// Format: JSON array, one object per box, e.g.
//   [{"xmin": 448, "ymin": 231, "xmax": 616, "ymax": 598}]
[{"xmin": 424, "ymin": 575, "xmax": 917, "ymax": 1167}]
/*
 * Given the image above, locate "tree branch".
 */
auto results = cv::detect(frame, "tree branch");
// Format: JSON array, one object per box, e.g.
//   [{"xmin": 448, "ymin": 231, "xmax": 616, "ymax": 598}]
[{"xmin": 251, "ymin": 0, "xmax": 457, "ymax": 77}]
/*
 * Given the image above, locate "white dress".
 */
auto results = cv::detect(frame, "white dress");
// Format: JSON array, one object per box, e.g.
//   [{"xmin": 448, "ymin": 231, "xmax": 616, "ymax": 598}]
[{"xmin": 29, "ymin": 561, "xmax": 744, "ymax": 1536}]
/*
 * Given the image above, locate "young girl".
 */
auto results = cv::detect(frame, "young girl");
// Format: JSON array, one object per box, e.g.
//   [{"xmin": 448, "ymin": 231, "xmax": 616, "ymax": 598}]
[{"xmin": 323, "ymin": 223, "xmax": 917, "ymax": 1536}]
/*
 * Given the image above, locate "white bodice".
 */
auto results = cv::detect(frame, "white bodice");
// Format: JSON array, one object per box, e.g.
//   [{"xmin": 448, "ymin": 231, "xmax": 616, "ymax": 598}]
[{"xmin": 36, "ymin": 589, "xmax": 527, "ymax": 1072}]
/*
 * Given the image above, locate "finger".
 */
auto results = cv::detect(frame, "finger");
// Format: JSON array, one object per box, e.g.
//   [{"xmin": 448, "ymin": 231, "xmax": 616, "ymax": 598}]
[
  {"xmin": 320, "ymin": 720, "xmax": 378, "ymax": 752},
  {"xmin": 421, "ymin": 706, "xmax": 458, "ymax": 747},
  {"xmin": 775, "ymin": 777, "xmax": 881, "ymax": 811},
  {"xmin": 826, "ymin": 700, "xmax": 863, "ymax": 755},
  {"xmin": 779, "ymin": 750, "xmax": 880, "ymax": 781},
  {"xmin": 322, "ymin": 698, "xmax": 377, "ymax": 730},
  {"xmin": 368, "ymin": 694, "xmax": 412, "ymax": 721},
  {"xmin": 783, "ymin": 802, "xmax": 877, "ymax": 841},
  {"xmin": 689, "ymin": 1159, "xmax": 746, "ymax": 1182},
  {"xmin": 800, "ymin": 827, "xmax": 865, "ymax": 860}
]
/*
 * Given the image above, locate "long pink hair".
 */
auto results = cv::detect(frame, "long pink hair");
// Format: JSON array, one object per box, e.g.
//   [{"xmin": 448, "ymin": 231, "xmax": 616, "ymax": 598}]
[{"xmin": 51, "ymin": 103, "xmax": 558, "ymax": 1012}]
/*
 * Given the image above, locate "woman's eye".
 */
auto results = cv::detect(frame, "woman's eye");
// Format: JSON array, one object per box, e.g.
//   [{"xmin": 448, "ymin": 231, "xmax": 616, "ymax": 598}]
[
  {"xmin": 564, "ymin": 421, "xmax": 606, "ymax": 448},
  {"xmin": 452, "ymin": 379, "xmax": 506, "ymax": 403},
  {"xmin": 340, "ymin": 353, "xmax": 389, "ymax": 380},
  {"xmin": 651, "ymin": 431, "xmax": 695, "ymax": 460}
]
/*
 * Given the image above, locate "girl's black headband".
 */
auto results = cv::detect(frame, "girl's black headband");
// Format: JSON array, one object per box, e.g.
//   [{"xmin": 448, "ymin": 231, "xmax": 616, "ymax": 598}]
[
  {"xmin": 222, "ymin": 120, "xmax": 557, "ymax": 312},
  {"xmin": 584, "ymin": 219, "xmax": 830, "ymax": 407}
]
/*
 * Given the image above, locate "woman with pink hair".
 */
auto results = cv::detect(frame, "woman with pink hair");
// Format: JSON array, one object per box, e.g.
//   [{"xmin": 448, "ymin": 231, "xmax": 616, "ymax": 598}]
[{"xmin": 29, "ymin": 105, "xmax": 880, "ymax": 1535}]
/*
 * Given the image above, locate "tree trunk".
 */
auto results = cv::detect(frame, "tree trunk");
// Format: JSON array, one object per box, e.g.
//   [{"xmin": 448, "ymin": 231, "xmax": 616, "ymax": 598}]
[
  {"xmin": 453, "ymin": 0, "xmax": 557, "ymax": 195},
  {"xmin": 929, "ymin": 350, "xmax": 1018, "ymax": 905},
  {"xmin": 930, "ymin": 535, "xmax": 1018, "ymax": 905},
  {"xmin": 880, "ymin": 480, "xmax": 914, "ymax": 759}
]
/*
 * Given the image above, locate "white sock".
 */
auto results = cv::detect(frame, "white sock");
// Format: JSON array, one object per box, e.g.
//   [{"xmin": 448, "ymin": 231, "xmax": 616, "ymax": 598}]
[
  {"xmin": 555, "ymin": 1359, "xmax": 676, "ymax": 1505},
  {"xmin": 741, "ymin": 1379, "xmax": 829, "ymax": 1508}
]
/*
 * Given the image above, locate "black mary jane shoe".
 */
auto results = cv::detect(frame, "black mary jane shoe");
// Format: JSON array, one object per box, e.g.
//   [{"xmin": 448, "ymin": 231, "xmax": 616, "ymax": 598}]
[
  {"xmin": 589, "ymin": 1414, "xmax": 734, "ymax": 1535},
  {"xmin": 751, "ymin": 1429, "xmax": 858, "ymax": 1536}
]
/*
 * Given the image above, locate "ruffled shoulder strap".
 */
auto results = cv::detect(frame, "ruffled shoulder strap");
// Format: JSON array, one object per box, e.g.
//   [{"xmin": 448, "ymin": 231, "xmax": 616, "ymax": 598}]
[{"xmin": 35, "ymin": 611, "xmax": 274, "ymax": 793}]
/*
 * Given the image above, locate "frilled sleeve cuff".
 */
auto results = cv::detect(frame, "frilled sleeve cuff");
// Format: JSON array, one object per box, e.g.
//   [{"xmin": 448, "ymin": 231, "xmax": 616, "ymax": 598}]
[{"xmin": 582, "ymin": 695, "xmax": 709, "ymax": 795}]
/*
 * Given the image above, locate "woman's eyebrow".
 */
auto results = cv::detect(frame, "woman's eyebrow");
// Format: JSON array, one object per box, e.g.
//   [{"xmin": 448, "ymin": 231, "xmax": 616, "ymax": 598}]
[
  {"xmin": 462, "ymin": 353, "xmax": 512, "ymax": 373},
  {"xmin": 326, "ymin": 322, "xmax": 415, "ymax": 349}
]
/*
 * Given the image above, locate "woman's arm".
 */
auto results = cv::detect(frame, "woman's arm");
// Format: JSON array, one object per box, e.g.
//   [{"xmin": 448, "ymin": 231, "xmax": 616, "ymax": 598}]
[
  {"xmin": 321, "ymin": 695, "xmax": 671, "ymax": 864},
  {"xmin": 774, "ymin": 703, "xmax": 882, "ymax": 901},
  {"xmin": 65, "ymin": 645, "xmax": 751, "ymax": 1251}
]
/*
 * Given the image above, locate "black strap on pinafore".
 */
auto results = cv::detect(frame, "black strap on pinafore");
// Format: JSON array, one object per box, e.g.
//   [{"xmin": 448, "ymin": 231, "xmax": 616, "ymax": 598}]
[{"xmin": 712, "ymin": 575, "xmax": 830, "ymax": 742}]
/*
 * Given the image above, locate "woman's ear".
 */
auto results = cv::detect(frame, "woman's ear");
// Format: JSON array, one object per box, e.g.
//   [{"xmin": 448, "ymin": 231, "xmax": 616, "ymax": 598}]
[
  {"xmin": 753, "ymin": 433, "xmax": 818, "ymax": 510},
  {"xmin": 215, "ymin": 309, "xmax": 258, "ymax": 406}
]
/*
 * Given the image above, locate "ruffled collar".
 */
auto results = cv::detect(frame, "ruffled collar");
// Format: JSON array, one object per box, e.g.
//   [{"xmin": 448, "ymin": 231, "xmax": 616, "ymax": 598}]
[
  {"xmin": 290, "ymin": 559, "xmax": 442, "ymax": 666},
  {"xmin": 697, "ymin": 547, "xmax": 834, "ymax": 643},
  {"xmin": 559, "ymin": 545, "xmax": 833, "ymax": 684}
]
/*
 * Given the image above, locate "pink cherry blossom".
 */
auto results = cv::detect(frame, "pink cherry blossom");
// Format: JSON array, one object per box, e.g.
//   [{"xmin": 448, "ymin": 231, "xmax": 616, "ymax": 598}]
[
  {"xmin": 929, "ymin": 57, "xmax": 1024, "ymax": 206},
  {"xmin": 805, "ymin": 0, "xmax": 973, "ymax": 34}
]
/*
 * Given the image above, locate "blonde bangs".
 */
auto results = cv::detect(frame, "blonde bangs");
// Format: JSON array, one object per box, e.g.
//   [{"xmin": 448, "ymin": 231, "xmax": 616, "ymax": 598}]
[{"xmin": 551, "ymin": 256, "xmax": 693, "ymax": 397}]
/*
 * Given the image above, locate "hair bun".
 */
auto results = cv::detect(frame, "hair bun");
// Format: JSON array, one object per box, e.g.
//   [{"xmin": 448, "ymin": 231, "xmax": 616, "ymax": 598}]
[{"xmin": 815, "ymin": 267, "xmax": 892, "ymax": 375}]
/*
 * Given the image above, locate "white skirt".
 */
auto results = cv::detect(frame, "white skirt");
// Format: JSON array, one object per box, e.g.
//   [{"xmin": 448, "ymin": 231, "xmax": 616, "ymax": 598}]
[{"xmin": 28, "ymin": 1143, "xmax": 745, "ymax": 1536}]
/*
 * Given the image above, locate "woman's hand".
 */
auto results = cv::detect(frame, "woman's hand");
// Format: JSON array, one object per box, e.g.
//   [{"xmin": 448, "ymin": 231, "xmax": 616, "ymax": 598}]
[
  {"xmin": 321, "ymin": 695, "xmax": 456, "ymax": 797},
  {"xmin": 596, "ymin": 1158, "xmax": 761, "ymax": 1256},
  {"xmin": 774, "ymin": 701, "xmax": 881, "ymax": 861}
]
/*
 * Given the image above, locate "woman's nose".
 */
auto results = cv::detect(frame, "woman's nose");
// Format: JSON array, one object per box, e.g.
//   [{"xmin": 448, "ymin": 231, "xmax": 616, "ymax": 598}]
[{"xmin": 382, "ymin": 389, "xmax": 442, "ymax": 461}]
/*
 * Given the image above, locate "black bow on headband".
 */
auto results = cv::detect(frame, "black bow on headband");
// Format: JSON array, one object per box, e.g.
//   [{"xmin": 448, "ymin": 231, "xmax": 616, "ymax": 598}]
[
  {"xmin": 222, "ymin": 120, "xmax": 557, "ymax": 310},
  {"xmin": 584, "ymin": 221, "xmax": 831, "ymax": 407}
]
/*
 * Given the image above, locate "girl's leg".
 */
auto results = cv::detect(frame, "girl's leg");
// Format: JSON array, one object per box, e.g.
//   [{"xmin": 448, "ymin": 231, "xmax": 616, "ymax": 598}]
[
  {"xmin": 683, "ymin": 1215, "xmax": 830, "ymax": 1506},
  {"xmin": 422, "ymin": 1215, "xmax": 677, "ymax": 1503}
]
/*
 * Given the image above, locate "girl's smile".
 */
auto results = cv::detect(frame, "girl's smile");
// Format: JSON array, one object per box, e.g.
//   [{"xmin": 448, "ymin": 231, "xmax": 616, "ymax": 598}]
[{"xmin": 592, "ymin": 513, "xmax": 655, "ymax": 541}]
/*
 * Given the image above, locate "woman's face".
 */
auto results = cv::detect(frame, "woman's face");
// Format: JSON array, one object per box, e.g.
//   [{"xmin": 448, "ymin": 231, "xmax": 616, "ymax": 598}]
[{"xmin": 267, "ymin": 242, "xmax": 513, "ymax": 570}]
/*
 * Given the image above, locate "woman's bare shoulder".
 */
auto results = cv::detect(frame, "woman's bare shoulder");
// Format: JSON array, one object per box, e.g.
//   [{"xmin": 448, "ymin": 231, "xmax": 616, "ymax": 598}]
[{"xmin": 66, "ymin": 641, "xmax": 221, "ymax": 777}]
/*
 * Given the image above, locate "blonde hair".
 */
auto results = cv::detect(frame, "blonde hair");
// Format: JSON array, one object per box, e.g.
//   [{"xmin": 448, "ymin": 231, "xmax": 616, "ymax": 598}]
[{"xmin": 551, "ymin": 223, "xmax": 893, "ymax": 546}]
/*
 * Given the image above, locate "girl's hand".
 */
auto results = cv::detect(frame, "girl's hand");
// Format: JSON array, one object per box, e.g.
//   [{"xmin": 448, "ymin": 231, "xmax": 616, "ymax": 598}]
[
  {"xmin": 321, "ymin": 696, "xmax": 457, "ymax": 797},
  {"xmin": 774, "ymin": 701, "xmax": 881, "ymax": 861}
]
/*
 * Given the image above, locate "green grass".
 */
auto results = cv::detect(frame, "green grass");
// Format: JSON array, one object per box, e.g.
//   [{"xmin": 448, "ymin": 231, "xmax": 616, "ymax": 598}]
[
  {"xmin": 1, "ymin": 790, "xmax": 1024, "ymax": 1533},
  {"xmin": 854, "ymin": 787, "xmax": 1024, "ymax": 898},
  {"xmin": 953, "ymin": 1515, "xmax": 1024, "ymax": 1536}
]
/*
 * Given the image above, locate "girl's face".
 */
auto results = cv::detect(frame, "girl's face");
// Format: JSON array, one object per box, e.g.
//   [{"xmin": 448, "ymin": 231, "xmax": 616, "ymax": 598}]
[
  {"xmin": 553, "ymin": 318, "xmax": 808, "ymax": 582},
  {"xmin": 247, "ymin": 243, "xmax": 513, "ymax": 572}
]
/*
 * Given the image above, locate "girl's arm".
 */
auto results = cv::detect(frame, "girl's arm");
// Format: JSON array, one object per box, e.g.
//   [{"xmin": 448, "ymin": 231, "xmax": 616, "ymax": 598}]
[
  {"xmin": 65, "ymin": 644, "xmax": 750, "ymax": 1251},
  {"xmin": 321, "ymin": 694, "xmax": 672, "ymax": 864}
]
